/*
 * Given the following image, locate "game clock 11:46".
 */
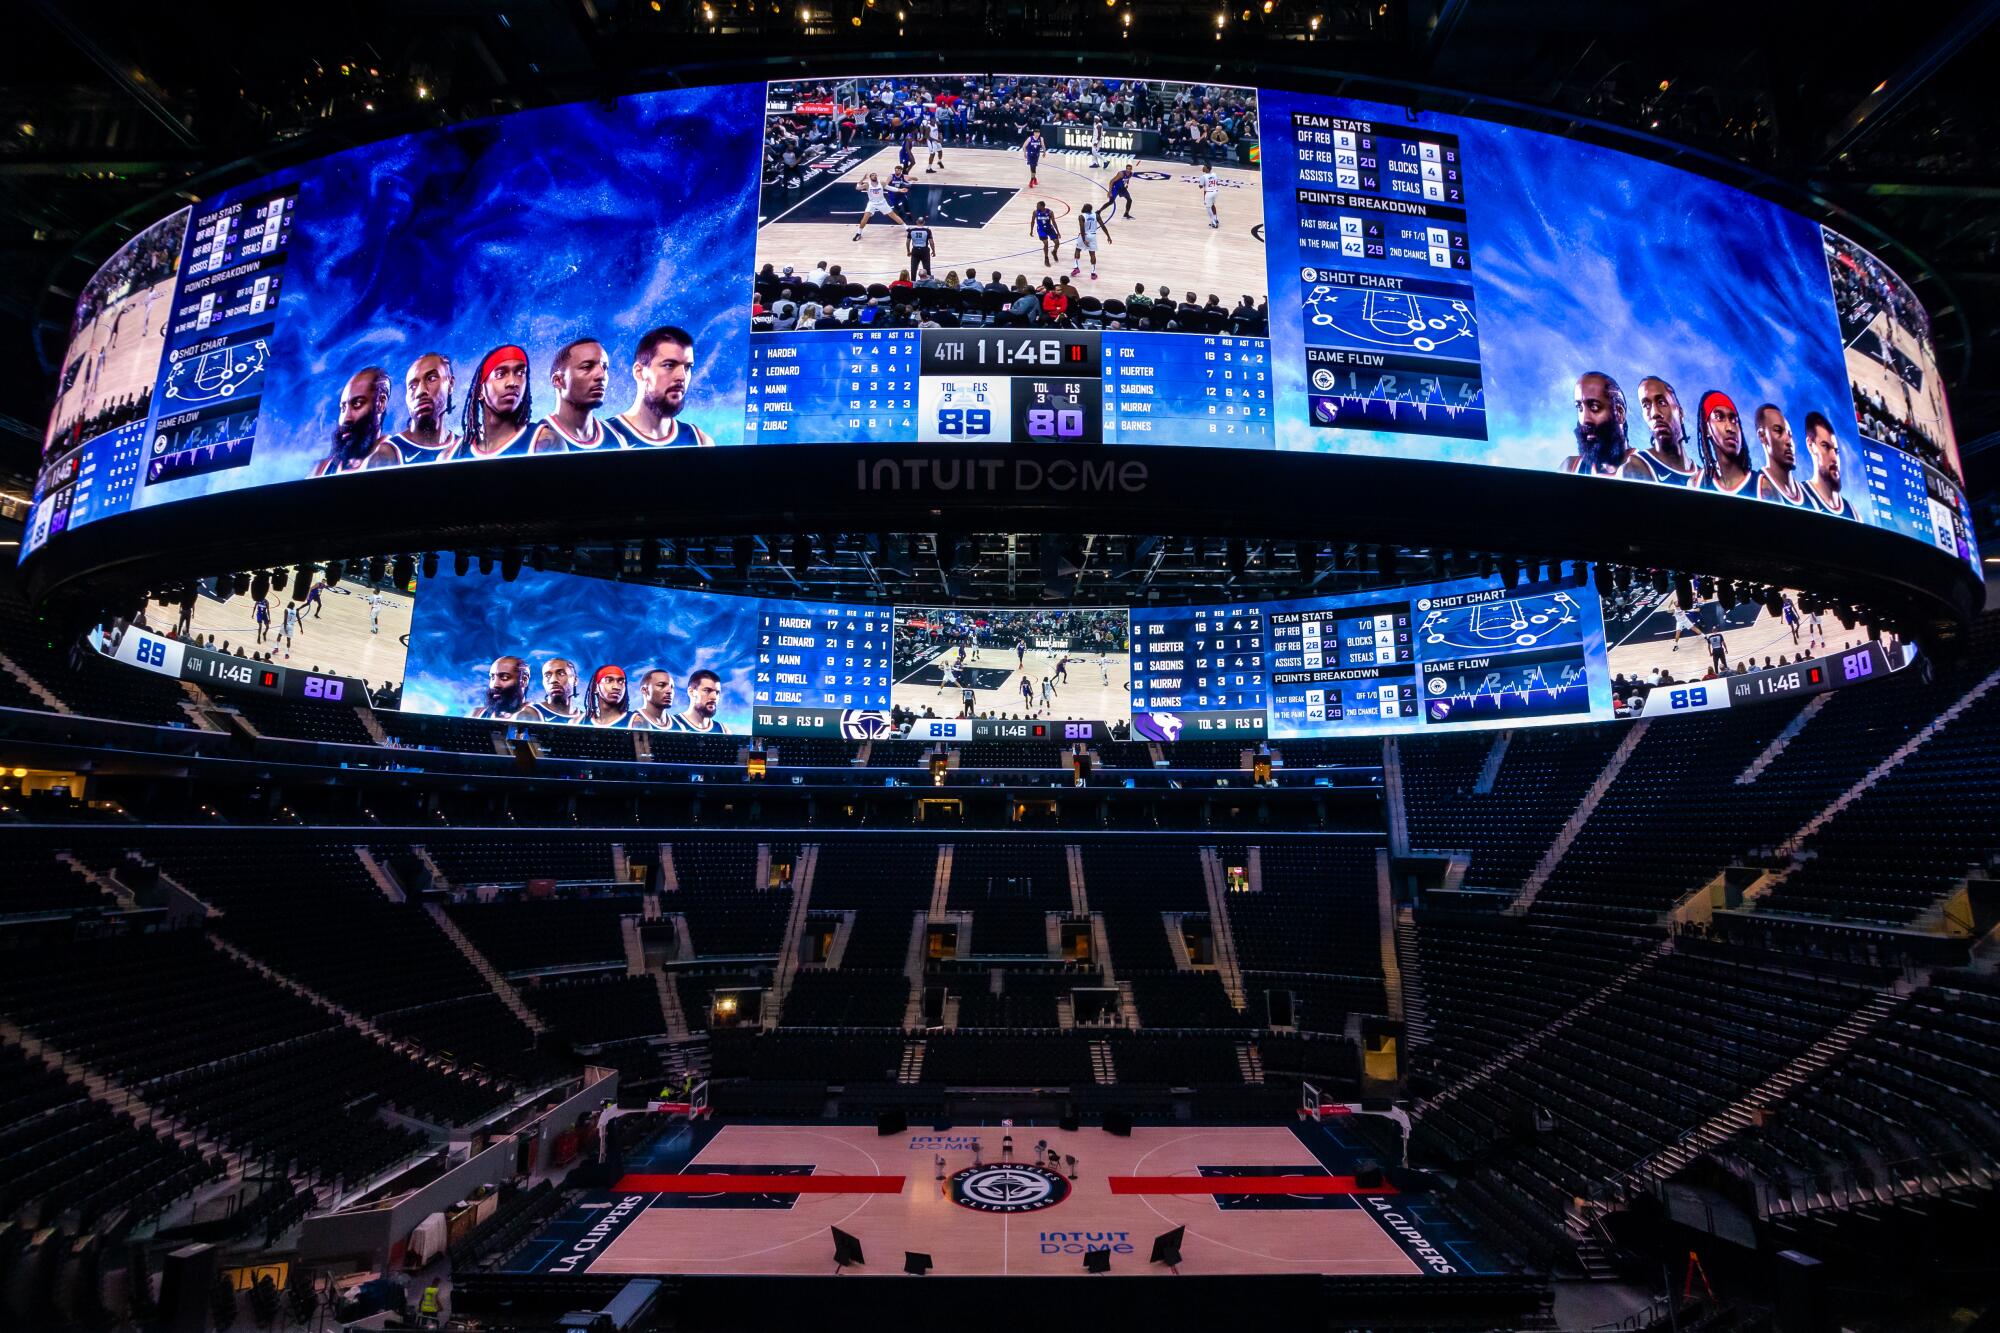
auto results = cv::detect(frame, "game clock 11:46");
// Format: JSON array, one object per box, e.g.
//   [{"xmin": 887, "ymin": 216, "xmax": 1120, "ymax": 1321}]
[{"xmin": 919, "ymin": 330, "xmax": 1103, "ymax": 444}]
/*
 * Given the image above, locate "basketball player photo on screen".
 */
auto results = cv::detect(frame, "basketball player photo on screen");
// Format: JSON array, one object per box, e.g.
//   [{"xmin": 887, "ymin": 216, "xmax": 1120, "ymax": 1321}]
[
  {"xmin": 890, "ymin": 606, "xmax": 1130, "ymax": 728},
  {"xmin": 398, "ymin": 566, "xmax": 758, "ymax": 735}
]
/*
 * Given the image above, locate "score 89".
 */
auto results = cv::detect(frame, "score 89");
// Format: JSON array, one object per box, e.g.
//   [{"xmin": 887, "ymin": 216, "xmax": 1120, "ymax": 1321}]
[{"xmin": 935, "ymin": 408, "xmax": 993, "ymax": 436}]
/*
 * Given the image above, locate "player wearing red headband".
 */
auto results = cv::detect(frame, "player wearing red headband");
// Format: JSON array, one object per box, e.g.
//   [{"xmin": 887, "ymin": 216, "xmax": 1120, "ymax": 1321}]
[
  {"xmin": 604, "ymin": 326, "xmax": 715, "ymax": 448},
  {"xmin": 582, "ymin": 665, "xmax": 632, "ymax": 727},
  {"xmin": 531, "ymin": 338, "xmax": 613, "ymax": 454},
  {"xmin": 456, "ymin": 344, "xmax": 535, "ymax": 460},
  {"xmin": 1694, "ymin": 389, "xmax": 1757, "ymax": 497}
]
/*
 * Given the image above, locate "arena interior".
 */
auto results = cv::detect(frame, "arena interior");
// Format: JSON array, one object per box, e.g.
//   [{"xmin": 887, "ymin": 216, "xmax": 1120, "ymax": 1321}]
[{"xmin": 1, "ymin": 6, "xmax": 1999, "ymax": 1333}]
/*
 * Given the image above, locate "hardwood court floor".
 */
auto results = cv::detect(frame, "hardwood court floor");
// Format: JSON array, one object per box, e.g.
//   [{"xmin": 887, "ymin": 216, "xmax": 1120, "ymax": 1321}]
[
  {"xmin": 1845, "ymin": 305, "xmax": 1958, "ymax": 475},
  {"xmin": 892, "ymin": 646, "xmax": 1132, "ymax": 729},
  {"xmin": 570, "ymin": 1123, "xmax": 1422, "ymax": 1278},
  {"xmin": 46, "ymin": 275, "xmax": 177, "ymax": 451},
  {"xmin": 184, "ymin": 581, "xmax": 414, "ymax": 688},
  {"xmin": 757, "ymin": 147, "xmax": 1266, "ymax": 303}
]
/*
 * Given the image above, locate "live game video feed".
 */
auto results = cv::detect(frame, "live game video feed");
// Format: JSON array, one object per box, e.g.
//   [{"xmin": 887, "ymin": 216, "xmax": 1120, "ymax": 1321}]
[
  {"xmin": 93, "ymin": 566, "xmax": 416, "ymax": 709},
  {"xmin": 26, "ymin": 208, "xmax": 192, "ymax": 554},
  {"xmin": 890, "ymin": 606, "xmax": 1132, "ymax": 730},
  {"xmin": 400, "ymin": 568, "xmax": 761, "ymax": 735},
  {"xmin": 748, "ymin": 74, "xmax": 1274, "ymax": 446}
]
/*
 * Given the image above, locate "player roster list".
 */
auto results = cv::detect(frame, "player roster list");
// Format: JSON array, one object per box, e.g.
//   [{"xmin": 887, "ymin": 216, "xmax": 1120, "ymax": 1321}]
[
  {"xmin": 752, "ymin": 603, "xmax": 894, "ymax": 717},
  {"xmin": 1130, "ymin": 604, "xmax": 1270, "ymax": 735}
]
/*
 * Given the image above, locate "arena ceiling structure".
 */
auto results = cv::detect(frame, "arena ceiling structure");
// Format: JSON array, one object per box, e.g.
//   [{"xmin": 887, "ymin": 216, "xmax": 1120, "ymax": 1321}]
[{"xmin": 0, "ymin": 0, "xmax": 1994, "ymax": 657}]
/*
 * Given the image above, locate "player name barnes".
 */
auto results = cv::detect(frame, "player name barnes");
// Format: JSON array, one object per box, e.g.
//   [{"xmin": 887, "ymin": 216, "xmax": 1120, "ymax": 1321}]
[{"xmin": 856, "ymin": 458, "xmax": 1148, "ymax": 494}]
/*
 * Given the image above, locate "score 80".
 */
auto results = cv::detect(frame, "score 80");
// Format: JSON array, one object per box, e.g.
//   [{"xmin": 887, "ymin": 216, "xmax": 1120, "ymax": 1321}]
[{"xmin": 1024, "ymin": 408, "xmax": 1088, "ymax": 439}]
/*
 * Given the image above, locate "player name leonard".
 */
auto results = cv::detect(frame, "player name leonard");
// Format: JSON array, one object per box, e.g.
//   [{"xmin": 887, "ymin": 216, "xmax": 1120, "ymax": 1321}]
[{"xmin": 855, "ymin": 457, "xmax": 1148, "ymax": 494}]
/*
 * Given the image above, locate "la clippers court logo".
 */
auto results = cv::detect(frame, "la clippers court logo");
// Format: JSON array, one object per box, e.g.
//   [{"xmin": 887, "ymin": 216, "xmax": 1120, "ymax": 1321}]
[{"xmin": 949, "ymin": 1163, "xmax": 1071, "ymax": 1214}]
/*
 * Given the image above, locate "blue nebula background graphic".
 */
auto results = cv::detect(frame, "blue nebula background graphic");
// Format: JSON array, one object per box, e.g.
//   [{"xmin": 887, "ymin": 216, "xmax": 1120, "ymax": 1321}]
[
  {"xmin": 402, "ymin": 567, "xmax": 762, "ymax": 730},
  {"xmin": 135, "ymin": 82, "xmax": 761, "ymax": 509},
  {"xmin": 1261, "ymin": 90, "xmax": 1863, "ymax": 515}
]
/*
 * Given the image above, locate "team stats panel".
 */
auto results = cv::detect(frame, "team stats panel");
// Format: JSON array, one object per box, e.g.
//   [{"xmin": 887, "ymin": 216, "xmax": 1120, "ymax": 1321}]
[
  {"xmin": 1263, "ymin": 571, "xmax": 1606, "ymax": 738},
  {"xmin": 746, "ymin": 327, "xmax": 1270, "ymax": 444},
  {"xmin": 1282, "ymin": 111, "xmax": 1487, "ymax": 442}
]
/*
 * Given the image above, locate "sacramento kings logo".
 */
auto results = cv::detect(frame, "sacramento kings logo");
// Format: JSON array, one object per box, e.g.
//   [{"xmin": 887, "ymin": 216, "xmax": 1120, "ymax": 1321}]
[{"xmin": 949, "ymin": 1163, "xmax": 1071, "ymax": 1214}]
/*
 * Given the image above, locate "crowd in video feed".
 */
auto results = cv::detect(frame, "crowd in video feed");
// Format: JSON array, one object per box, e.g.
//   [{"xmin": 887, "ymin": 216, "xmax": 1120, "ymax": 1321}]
[
  {"xmin": 307, "ymin": 328, "xmax": 716, "ymax": 479},
  {"xmin": 767, "ymin": 74, "xmax": 1258, "ymax": 162},
  {"xmin": 46, "ymin": 387, "xmax": 151, "ymax": 462},
  {"xmin": 1552, "ymin": 371, "xmax": 1858, "ymax": 520},
  {"xmin": 1826, "ymin": 230, "xmax": 1931, "ymax": 348},
  {"xmin": 755, "ymin": 73, "xmax": 1268, "ymax": 338},
  {"xmin": 70, "ymin": 215, "xmax": 183, "ymax": 338},
  {"xmin": 1823, "ymin": 229, "xmax": 1958, "ymax": 483}
]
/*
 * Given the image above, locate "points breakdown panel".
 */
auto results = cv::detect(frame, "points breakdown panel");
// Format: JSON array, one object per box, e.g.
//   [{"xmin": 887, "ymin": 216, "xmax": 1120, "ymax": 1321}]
[{"xmin": 1282, "ymin": 112, "xmax": 1487, "ymax": 442}]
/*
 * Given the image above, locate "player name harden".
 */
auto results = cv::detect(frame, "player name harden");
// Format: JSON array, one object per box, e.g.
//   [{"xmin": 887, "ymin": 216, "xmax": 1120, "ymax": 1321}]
[{"xmin": 855, "ymin": 457, "xmax": 1147, "ymax": 494}]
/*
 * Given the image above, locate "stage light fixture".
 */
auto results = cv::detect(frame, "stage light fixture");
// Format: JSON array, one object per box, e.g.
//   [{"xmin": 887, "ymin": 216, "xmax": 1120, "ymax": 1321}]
[
  {"xmin": 453, "ymin": 551, "xmax": 470, "ymax": 578},
  {"xmin": 1764, "ymin": 587, "xmax": 1785, "ymax": 617},
  {"xmin": 212, "ymin": 574, "xmax": 233, "ymax": 604},
  {"xmin": 1298, "ymin": 544, "xmax": 1318, "ymax": 583},
  {"xmin": 499, "ymin": 549, "xmax": 521, "ymax": 582},
  {"xmin": 250, "ymin": 573, "xmax": 270, "ymax": 603},
  {"xmin": 421, "ymin": 552, "xmax": 438, "ymax": 580},
  {"xmin": 478, "ymin": 553, "xmax": 494, "ymax": 576},
  {"xmin": 1717, "ymin": 580, "xmax": 1736, "ymax": 611},
  {"xmin": 1378, "ymin": 545, "xmax": 1400, "ymax": 581},
  {"xmin": 233, "ymin": 572, "xmax": 250, "ymax": 596},
  {"xmin": 393, "ymin": 555, "xmax": 414, "ymax": 587},
  {"xmin": 792, "ymin": 533, "xmax": 813, "ymax": 573},
  {"xmin": 291, "ymin": 567, "xmax": 313, "ymax": 602},
  {"xmin": 734, "ymin": 537, "xmax": 754, "ymax": 577},
  {"xmin": 323, "ymin": 561, "xmax": 342, "ymax": 587},
  {"xmin": 1226, "ymin": 537, "xmax": 1246, "ymax": 578},
  {"xmin": 1673, "ymin": 573, "xmax": 1693, "ymax": 612},
  {"xmin": 640, "ymin": 538, "xmax": 661, "ymax": 572},
  {"xmin": 368, "ymin": 556, "xmax": 386, "ymax": 585}
]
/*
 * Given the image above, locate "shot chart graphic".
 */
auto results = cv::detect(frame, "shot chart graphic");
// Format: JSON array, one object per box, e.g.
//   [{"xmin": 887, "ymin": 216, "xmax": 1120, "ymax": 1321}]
[
  {"xmin": 1304, "ymin": 282, "xmax": 1478, "ymax": 359},
  {"xmin": 1417, "ymin": 589, "xmax": 1582, "ymax": 653}
]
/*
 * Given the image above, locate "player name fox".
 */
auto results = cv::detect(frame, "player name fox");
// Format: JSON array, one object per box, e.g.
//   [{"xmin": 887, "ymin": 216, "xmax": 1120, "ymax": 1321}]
[{"xmin": 855, "ymin": 457, "xmax": 1147, "ymax": 494}]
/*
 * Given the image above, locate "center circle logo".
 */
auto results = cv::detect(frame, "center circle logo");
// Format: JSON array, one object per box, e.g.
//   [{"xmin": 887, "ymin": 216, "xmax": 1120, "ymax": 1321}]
[{"xmin": 949, "ymin": 1163, "xmax": 1071, "ymax": 1214}]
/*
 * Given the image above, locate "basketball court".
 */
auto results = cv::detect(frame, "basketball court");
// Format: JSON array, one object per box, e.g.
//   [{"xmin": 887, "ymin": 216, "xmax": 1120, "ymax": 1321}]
[
  {"xmin": 893, "ymin": 645, "xmax": 1130, "ymax": 725},
  {"xmin": 512, "ymin": 1120, "xmax": 1492, "ymax": 1279},
  {"xmin": 182, "ymin": 580, "xmax": 414, "ymax": 688},
  {"xmin": 757, "ymin": 145, "xmax": 1266, "ymax": 299},
  {"xmin": 1604, "ymin": 589, "xmax": 1876, "ymax": 684},
  {"xmin": 1844, "ymin": 304, "xmax": 1958, "ymax": 476}
]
